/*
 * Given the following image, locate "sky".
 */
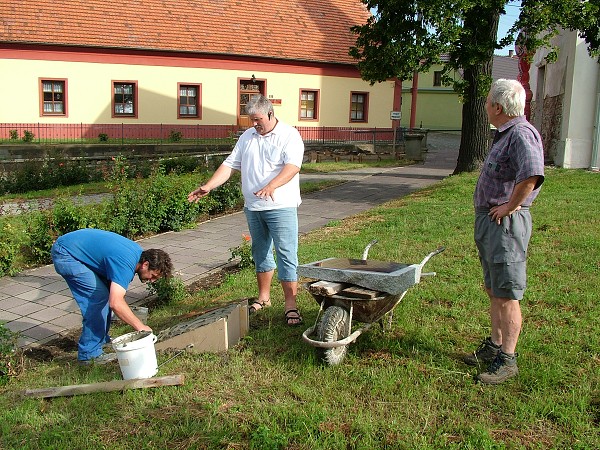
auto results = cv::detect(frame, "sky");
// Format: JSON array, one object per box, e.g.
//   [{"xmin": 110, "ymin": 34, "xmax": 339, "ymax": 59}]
[{"xmin": 496, "ymin": 1, "xmax": 522, "ymax": 55}]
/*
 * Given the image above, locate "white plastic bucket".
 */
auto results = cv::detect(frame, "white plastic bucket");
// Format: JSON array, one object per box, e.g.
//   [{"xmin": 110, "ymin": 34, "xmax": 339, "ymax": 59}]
[{"xmin": 111, "ymin": 330, "xmax": 158, "ymax": 380}]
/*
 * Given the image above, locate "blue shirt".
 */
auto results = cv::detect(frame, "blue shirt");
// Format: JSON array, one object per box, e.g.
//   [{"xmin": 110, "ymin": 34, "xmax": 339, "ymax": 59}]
[
  {"xmin": 55, "ymin": 229, "xmax": 142, "ymax": 290},
  {"xmin": 474, "ymin": 116, "xmax": 545, "ymax": 208}
]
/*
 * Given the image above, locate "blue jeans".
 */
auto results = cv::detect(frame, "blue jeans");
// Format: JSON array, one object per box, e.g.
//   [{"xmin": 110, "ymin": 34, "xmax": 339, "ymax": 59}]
[
  {"xmin": 51, "ymin": 242, "xmax": 112, "ymax": 361},
  {"xmin": 244, "ymin": 207, "xmax": 298, "ymax": 282}
]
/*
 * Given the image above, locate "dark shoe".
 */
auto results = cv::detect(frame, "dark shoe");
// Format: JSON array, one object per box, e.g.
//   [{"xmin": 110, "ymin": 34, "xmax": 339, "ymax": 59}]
[
  {"xmin": 248, "ymin": 298, "xmax": 271, "ymax": 314},
  {"xmin": 477, "ymin": 351, "xmax": 519, "ymax": 385},
  {"xmin": 79, "ymin": 352, "xmax": 117, "ymax": 366},
  {"xmin": 463, "ymin": 337, "xmax": 501, "ymax": 366},
  {"xmin": 284, "ymin": 309, "xmax": 303, "ymax": 327}
]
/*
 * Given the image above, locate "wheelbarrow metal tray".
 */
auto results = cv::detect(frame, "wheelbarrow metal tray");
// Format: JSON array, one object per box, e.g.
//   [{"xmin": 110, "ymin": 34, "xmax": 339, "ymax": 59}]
[{"xmin": 297, "ymin": 258, "xmax": 419, "ymax": 295}]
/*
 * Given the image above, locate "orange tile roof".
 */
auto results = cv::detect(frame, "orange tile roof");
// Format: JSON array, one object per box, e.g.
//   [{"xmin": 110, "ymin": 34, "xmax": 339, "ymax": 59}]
[{"xmin": 0, "ymin": 0, "xmax": 371, "ymax": 65}]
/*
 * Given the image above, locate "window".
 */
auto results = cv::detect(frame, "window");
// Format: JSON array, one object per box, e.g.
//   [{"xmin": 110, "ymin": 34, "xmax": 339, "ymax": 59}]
[
  {"xmin": 350, "ymin": 92, "xmax": 368, "ymax": 122},
  {"xmin": 40, "ymin": 79, "xmax": 67, "ymax": 116},
  {"xmin": 299, "ymin": 89, "xmax": 319, "ymax": 120},
  {"xmin": 112, "ymin": 81, "xmax": 137, "ymax": 117},
  {"xmin": 433, "ymin": 71, "xmax": 443, "ymax": 87},
  {"xmin": 178, "ymin": 83, "xmax": 201, "ymax": 119}
]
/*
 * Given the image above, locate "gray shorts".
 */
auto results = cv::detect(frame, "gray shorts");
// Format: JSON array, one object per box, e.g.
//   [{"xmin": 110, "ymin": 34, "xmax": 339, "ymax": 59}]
[{"xmin": 474, "ymin": 208, "xmax": 532, "ymax": 300}]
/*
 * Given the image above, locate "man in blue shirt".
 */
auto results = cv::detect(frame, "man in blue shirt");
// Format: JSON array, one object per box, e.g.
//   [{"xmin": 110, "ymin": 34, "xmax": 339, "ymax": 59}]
[
  {"xmin": 51, "ymin": 228, "xmax": 173, "ymax": 364},
  {"xmin": 464, "ymin": 79, "xmax": 545, "ymax": 384}
]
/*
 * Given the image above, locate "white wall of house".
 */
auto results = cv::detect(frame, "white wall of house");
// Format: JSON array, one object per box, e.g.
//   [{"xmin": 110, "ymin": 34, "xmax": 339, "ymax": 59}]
[{"xmin": 531, "ymin": 30, "xmax": 600, "ymax": 169}]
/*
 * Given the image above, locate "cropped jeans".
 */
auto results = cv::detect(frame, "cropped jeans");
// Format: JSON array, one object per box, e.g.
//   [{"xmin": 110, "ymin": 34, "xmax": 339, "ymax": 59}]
[{"xmin": 244, "ymin": 207, "xmax": 298, "ymax": 282}]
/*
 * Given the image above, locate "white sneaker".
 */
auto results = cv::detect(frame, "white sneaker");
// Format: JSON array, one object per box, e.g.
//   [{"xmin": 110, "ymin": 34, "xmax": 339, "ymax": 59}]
[{"xmin": 79, "ymin": 353, "xmax": 118, "ymax": 365}]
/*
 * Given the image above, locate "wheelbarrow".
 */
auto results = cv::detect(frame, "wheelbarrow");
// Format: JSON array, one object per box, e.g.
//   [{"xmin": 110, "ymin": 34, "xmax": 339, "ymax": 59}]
[{"xmin": 297, "ymin": 241, "xmax": 445, "ymax": 365}]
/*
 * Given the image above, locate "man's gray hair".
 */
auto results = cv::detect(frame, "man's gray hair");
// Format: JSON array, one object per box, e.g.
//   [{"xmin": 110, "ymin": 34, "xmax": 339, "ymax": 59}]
[
  {"xmin": 245, "ymin": 94, "xmax": 274, "ymax": 116},
  {"xmin": 489, "ymin": 79, "xmax": 525, "ymax": 117}
]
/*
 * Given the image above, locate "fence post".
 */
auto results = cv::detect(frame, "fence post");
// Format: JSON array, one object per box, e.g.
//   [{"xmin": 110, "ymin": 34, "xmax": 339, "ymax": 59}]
[
  {"xmin": 372, "ymin": 127, "xmax": 376, "ymax": 152},
  {"xmin": 121, "ymin": 123, "xmax": 124, "ymax": 147}
]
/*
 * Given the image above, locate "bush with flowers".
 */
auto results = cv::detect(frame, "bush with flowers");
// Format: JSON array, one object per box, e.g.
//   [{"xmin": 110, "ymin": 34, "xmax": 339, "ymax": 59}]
[{"xmin": 229, "ymin": 234, "xmax": 254, "ymax": 269}]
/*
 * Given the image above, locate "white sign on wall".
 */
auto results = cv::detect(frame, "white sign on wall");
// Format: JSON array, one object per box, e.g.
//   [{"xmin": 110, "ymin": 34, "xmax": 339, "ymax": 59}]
[{"xmin": 390, "ymin": 111, "xmax": 401, "ymax": 120}]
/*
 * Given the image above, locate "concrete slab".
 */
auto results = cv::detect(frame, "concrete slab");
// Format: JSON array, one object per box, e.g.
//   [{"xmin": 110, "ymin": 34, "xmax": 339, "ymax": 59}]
[{"xmin": 155, "ymin": 300, "xmax": 249, "ymax": 353}]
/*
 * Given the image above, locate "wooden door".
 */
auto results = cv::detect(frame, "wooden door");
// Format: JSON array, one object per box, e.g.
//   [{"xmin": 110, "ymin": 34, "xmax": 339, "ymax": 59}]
[{"xmin": 238, "ymin": 78, "xmax": 264, "ymax": 128}]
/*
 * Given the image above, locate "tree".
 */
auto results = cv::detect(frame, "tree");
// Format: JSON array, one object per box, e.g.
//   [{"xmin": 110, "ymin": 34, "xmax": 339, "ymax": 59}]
[{"xmin": 350, "ymin": 0, "xmax": 598, "ymax": 174}]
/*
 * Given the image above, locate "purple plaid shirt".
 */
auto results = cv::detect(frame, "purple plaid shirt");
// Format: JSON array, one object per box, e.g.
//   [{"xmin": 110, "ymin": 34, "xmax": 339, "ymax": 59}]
[{"xmin": 474, "ymin": 116, "xmax": 545, "ymax": 208}]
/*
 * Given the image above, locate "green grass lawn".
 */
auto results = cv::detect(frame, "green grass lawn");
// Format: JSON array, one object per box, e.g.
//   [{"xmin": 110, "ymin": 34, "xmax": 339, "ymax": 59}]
[{"xmin": 1, "ymin": 167, "xmax": 599, "ymax": 449}]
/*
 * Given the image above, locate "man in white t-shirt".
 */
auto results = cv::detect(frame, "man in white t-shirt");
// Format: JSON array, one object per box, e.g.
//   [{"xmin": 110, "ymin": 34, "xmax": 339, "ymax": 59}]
[{"xmin": 188, "ymin": 95, "xmax": 304, "ymax": 326}]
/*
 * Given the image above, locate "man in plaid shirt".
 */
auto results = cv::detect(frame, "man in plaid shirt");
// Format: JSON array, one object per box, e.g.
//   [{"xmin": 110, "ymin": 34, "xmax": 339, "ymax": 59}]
[{"xmin": 464, "ymin": 79, "xmax": 545, "ymax": 384}]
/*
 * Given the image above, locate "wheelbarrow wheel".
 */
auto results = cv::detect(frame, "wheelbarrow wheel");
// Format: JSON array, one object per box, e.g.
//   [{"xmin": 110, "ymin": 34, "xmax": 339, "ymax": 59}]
[{"xmin": 316, "ymin": 306, "xmax": 350, "ymax": 366}]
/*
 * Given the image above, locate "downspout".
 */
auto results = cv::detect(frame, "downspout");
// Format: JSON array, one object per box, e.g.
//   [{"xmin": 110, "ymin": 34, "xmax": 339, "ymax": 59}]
[{"xmin": 590, "ymin": 66, "xmax": 600, "ymax": 171}]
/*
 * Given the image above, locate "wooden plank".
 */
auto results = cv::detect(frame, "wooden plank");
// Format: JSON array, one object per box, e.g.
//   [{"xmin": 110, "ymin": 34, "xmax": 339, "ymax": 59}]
[
  {"xmin": 309, "ymin": 280, "xmax": 348, "ymax": 296},
  {"xmin": 341, "ymin": 286, "xmax": 382, "ymax": 299},
  {"xmin": 22, "ymin": 374, "xmax": 185, "ymax": 399}
]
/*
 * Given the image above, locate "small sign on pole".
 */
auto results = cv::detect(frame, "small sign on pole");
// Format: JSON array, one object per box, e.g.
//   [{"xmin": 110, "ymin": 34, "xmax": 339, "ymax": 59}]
[{"xmin": 390, "ymin": 111, "xmax": 401, "ymax": 120}]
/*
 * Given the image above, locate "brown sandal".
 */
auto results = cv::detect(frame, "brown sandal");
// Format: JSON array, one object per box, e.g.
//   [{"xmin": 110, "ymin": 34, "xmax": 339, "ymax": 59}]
[
  {"xmin": 248, "ymin": 298, "xmax": 271, "ymax": 314},
  {"xmin": 284, "ymin": 309, "xmax": 303, "ymax": 326}
]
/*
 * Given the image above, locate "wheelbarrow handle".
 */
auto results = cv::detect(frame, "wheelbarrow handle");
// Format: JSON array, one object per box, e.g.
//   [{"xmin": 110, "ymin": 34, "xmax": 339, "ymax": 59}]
[
  {"xmin": 361, "ymin": 239, "xmax": 378, "ymax": 260},
  {"xmin": 418, "ymin": 246, "xmax": 446, "ymax": 269}
]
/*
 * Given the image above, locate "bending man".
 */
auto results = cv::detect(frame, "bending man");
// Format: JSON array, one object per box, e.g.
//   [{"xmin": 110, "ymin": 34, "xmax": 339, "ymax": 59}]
[{"xmin": 51, "ymin": 228, "xmax": 173, "ymax": 364}]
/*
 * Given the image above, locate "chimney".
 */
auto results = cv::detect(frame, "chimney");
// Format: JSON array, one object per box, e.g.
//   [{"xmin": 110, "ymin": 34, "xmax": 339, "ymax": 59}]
[{"xmin": 509, "ymin": 50, "xmax": 514, "ymax": 58}]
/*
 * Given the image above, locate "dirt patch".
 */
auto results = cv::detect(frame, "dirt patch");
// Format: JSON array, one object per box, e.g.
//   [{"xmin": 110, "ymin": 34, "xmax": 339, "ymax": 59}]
[
  {"xmin": 186, "ymin": 264, "xmax": 240, "ymax": 294},
  {"xmin": 23, "ymin": 332, "xmax": 80, "ymax": 363}
]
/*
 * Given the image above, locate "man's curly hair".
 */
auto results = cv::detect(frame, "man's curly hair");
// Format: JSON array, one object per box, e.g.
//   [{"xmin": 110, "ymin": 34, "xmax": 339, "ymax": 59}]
[{"xmin": 140, "ymin": 249, "xmax": 173, "ymax": 278}]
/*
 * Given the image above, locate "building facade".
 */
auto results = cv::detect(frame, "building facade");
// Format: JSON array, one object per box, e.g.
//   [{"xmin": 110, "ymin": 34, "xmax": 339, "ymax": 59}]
[
  {"xmin": 1, "ymin": 0, "xmax": 404, "ymax": 139},
  {"xmin": 529, "ymin": 30, "xmax": 600, "ymax": 170}
]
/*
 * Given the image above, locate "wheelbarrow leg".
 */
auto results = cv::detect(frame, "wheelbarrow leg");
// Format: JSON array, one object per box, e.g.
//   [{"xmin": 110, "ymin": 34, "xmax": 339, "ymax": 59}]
[{"xmin": 377, "ymin": 310, "xmax": 394, "ymax": 332}]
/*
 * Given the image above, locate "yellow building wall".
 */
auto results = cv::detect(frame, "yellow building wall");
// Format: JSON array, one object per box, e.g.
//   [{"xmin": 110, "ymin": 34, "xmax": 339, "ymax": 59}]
[
  {"xmin": 399, "ymin": 66, "xmax": 463, "ymax": 130},
  {"xmin": 1, "ymin": 58, "xmax": 394, "ymax": 128},
  {"xmin": 401, "ymin": 90, "xmax": 463, "ymax": 130}
]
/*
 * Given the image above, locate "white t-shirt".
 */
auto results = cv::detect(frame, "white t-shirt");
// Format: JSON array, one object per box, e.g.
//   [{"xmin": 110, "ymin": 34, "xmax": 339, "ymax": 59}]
[{"xmin": 223, "ymin": 121, "xmax": 304, "ymax": 211}]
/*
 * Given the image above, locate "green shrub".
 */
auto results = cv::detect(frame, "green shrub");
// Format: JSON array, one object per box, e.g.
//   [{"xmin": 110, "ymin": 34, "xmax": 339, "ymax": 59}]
[
  {"xmin": 168, "ymin": 130, "xmax": 182, "ymax": 142},
  {"xmin": 146, "ymin": 276, "xmax": 187, "ymax": 306},
  {"xmin": 0, "ymin": 150, "xmax": 101, "ymax": 195},
  {"xmin": 22, "ymin": 130, "xmax": 35, "ymax": 142},
  {"xmin": 160, "ymin": 156, "xmax": 202, "ymax": 175},
  {"xmin": 1, "ymin": 163, "xmax": 244, "ymax": 272},
  {"xmin": 98, "ymin": 133, "xmax": 109, "ymax": 142},
  {"xmin": 25, "ymin": 211, "xmax": 56, "ymax": 264},
  {"xmin": 1, "ymin": 160, "xmax": 43, "ymax": 194},
  {"xmin": 150, "ymin": 173, "xmax": 203, "ymax": 232},
  {"xmin": 104, "ymin": 177, "xmax": 162, "ymax": 238},
  {"xmin": 209, "ymin": 175, "xmax": 243, "ymax": 213},
  {"xmin": 228, "ymin": 234, "xmax": 254, "ymax": 269},
  {"xmin": 9, "ymin": 129, "xmax": 18, "ymax": 140},
  {"xmin": 0, "ymin": 222, "xmax": 28, "ymax": 276},
  {"xmin": 52, "ymin": 197, "xmax": 101, "ymax": 234},
  {"xmin": 0, "ymin": 240, "xmax": 19, "ymax": 277}
]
